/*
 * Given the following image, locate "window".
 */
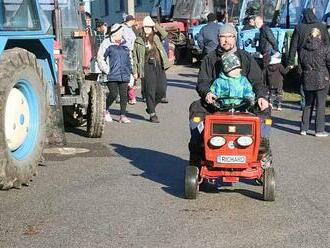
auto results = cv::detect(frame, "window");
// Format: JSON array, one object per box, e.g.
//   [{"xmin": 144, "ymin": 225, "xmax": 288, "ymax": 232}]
[
  {"xmin": 0, "ymin": 0, "xmax": 41, "ymax": 31},
  {"xmin": 120, "ymin": 0, "xmax": 125, "ymax": 11},
  {"xmin": 104, "ymin": 0, "xmax": 109, "ymax": 16},
  {"xmin": 135, "ymin": 0, "xmax": 142, "ymax": 7}
]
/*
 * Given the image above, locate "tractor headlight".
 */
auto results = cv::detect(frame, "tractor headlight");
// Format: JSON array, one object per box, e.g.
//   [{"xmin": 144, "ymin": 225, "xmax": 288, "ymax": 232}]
[
  {"xmin": 236, "ymin": 136, "xmax": 253, "ymax": 147},
  {"xmin": 209, "ymin": 136, "xmax": 226, "ymax": 147}
]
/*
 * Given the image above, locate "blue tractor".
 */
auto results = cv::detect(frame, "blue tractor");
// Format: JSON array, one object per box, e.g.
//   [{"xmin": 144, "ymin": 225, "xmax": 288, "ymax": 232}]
[
  {"xmin": 0, "ymin": 0, "xmax": 57, "ymax": 189},
  {"xmin": 0, "ymin": 0, "xmax": 105, "ymax": 190}
]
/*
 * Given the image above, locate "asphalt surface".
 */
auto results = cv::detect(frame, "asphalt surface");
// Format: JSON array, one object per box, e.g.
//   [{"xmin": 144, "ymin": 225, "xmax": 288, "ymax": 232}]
[{"xmin": 1, "ymin": 65, "xmax": 330, "ymax": 248}]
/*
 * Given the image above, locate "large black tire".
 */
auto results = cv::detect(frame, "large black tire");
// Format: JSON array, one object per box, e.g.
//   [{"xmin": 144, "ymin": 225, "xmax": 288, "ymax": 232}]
[
  {"xmin": 185, "ymin": 166, "xmax": 199, "ymax": 199},
  {"xmin": 0, "ymin": 48, "xmax": 47, "ymax": 189},
  {"xmin": 62, "ymin": 105, "xmax": 86, "ymax": 127},
  {"xmin": 175, "ymin": 46, "xmax": 193, "ymax": 65},
  {"xmin": 263, "ymin": 167, "xmax": 276, "ymax": 201},
  {"xmin": 87, "ymin": 82, "xmax": 105, "ymax": 138}
]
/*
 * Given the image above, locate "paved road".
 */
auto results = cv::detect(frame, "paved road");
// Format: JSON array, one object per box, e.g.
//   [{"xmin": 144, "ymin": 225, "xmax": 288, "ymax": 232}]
[{"xmin": 1, "ymin": 65, "xmax": 330, "ymax": 248}]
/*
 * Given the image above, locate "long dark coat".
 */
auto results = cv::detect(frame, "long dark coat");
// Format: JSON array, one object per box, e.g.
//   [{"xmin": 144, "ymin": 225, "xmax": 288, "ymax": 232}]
[
  {"xmin": 300, "ymin": 37, "xmax": 330, "ymax": 91},
  {"xmin": 266, "ymin": 63, "xmax": 286, "ymax": 90},
  {"xmin": 288, "ymin": 8, "xmax": 330, "ymax": 65},
  {"xmin": 258, "ymin": 24, "xmax": 278, "ymax": 55}
]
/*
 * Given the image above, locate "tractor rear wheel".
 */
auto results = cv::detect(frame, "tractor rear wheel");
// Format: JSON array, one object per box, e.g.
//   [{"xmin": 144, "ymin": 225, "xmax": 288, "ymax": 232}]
[
  {"xmin": 0, "ymin": 48, "xmax": 47, "ymax": 189},
  {"xmin": 87, "ymin": 82, "xmax": 105, "ymax": 138},
  {"xmin": 263, "ymin": 167, "xmax": 276, "ymax": 201},
  {"xmin": 185, "ymin": 166, "xmax": 199, "ymax": 199}
]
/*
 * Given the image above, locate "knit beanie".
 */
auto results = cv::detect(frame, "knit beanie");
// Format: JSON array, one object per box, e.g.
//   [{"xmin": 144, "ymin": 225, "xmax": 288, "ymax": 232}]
[
  {"xmin": 218, "ymin": 23, "xmax": 237, "ymax": 38},
  {"xmin": 221, "ymin": 53, "xmax": 241, "ymax": 74}
]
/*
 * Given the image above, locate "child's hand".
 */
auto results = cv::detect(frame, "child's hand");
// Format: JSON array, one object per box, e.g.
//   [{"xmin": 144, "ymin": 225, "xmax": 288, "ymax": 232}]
[
  {"xmin": 205, "ymin": 92, "xmax": 217, "ymax": 104},
  {"xmin": 133, "ymin": 73, "xmax": 139, "ymax": 80},
  {"xmin": 258, "ymin": 98, "xmax": 270, "ymax": 111}
]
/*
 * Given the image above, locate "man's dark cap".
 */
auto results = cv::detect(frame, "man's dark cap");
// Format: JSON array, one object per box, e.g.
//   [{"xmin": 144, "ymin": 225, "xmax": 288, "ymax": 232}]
[
  {"xmin": 125, "ymin": 15, "xmax": 135, "ymax": 22},
  {"xmin": 96, "ymin": 20, "xmax": 106, "ymax": 28},
  {"xmin": 207, "ymin": 13, "xmax": 216, "ymax": 22},
  {"xmin": 85, "ymin": 11, "xmax": 91, "ymax": 18}
]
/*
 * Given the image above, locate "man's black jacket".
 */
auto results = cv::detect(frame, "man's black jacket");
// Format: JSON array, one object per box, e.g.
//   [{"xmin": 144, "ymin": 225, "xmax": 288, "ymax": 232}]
[
  {"xmin": 258, "ymin": 24, "xmax": 278, "ymax": 54},
  {"xmin": 197, "ymin": 48, "xmax": 268, "ymax": 100}
]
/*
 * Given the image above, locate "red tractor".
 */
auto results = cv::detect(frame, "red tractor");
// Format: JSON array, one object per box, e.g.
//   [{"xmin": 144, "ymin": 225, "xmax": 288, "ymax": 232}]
[
  {"xmin": 152, "ymin": 0, "xmax": 214, "ymax": 63},
  {"xmin": 185, "ymin": 98, "xmax": 275, "ymax": 201},
  {"xmin": 43, "ymin": 0, "xmax": 105, "ymax": 138}
]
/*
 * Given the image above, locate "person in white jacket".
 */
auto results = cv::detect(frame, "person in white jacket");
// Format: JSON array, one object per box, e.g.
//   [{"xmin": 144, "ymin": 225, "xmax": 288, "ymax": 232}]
[{"xmin": 123, "ymin": 15, "xmax": 138, "ymax": 105}]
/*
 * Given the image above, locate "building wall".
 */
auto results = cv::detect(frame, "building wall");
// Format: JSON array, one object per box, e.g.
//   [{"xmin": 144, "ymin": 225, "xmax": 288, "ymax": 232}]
[{"xmin": 91, "ymin": 0, "xmax": 155, "ymax": 25}]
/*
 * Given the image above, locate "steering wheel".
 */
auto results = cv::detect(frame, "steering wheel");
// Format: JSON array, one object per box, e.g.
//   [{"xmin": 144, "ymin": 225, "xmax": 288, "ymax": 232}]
[{"xmin": 212, "ymin": 97, "xmax": 254, "ymax": 111}]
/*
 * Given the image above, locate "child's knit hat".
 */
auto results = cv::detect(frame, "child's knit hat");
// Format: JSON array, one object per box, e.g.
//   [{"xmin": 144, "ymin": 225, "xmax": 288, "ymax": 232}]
[
  {"xmin": 269, "ymin": 53, "xmax": 282, "ymax": 65},
  {"xmin": 221, "ymin": 53, "xmax": 241, "ymax": 74}
]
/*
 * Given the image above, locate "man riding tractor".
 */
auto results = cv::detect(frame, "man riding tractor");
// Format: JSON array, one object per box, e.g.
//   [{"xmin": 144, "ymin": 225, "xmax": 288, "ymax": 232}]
[{"xmin": 189, "ymin": 23, "xmax": 271, "ymax": 169}]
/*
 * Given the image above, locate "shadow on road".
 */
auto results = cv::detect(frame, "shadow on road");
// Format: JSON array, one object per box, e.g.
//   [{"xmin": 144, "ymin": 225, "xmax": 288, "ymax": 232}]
[
  {"xmin": 218, "ymin": 189, "xmax": 263, "ymax": 200},
  {"xmin": 200, "ymin": 179, "xmax": 263, "ymax": 200},
  {"xmin": 177, "ymin": 73, "xmax": 198, "ymax": 78},
  {"xmin": 111, "ymin": 144, "xmax": 186, "ymax": 198},
  {"xmin": 271, "ymin": 116, "xmax": 301, "ymax": 134},
  {"xmin": 272, "ymin": 113, "xmax": 330, "ymax": 134},
  {"xmin": 65, "ymin": 126, "xmax": 89, "ymax": 137},
  {"xmin": 110, "ymin": 109, "xmax": 146, "ymax": 121},
  {"xmin": 167, "ymin": 80, "xmax": 196, "ymax": 90},
  {"xmin": 281, "ymin": 101, "xmax": 301, "ymax": 111}
]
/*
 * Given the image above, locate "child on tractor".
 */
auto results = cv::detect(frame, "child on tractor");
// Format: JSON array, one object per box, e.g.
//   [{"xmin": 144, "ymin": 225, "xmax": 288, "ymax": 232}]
[{"xmin": 210, "ymin": 53, "xmax": 255, "ymax": 106}]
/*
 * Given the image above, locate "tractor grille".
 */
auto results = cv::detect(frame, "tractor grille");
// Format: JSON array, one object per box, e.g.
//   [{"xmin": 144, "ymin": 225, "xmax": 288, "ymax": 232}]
[{"xmin": 212, "ymin": 123, "xmax": 253, "ymax": 135}]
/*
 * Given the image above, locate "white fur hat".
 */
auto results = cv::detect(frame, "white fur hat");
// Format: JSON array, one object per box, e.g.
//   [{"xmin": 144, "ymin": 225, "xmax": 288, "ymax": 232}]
[
  {"xmin": 110, "ymin": 23, "xmax": 123, "ymax": 36},
  {"xmin": 143, "ymin": 16, "xmax": 155, "ymax": 27},
  {"xmin": 269, "ymin": 55, "xmax": 282, "ymax": 65}
]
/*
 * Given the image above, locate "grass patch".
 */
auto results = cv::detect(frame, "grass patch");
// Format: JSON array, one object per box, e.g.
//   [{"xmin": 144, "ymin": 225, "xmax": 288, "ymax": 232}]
[
  {"xmin": 283, "ymin": 91, "xmax": 301, "ymax": 102},
  {"xmin": 283, "ymin": 91, "xmax": 330, "ymax": 114}
]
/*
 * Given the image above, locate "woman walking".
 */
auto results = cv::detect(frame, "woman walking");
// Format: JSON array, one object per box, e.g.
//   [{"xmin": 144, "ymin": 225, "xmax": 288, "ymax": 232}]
[
  {"xmin": 300, "ymin": 28, "xmax": 330, "ymax": 137},
  {"xmin": 97, "ymin": 23, "xmax": 132, "ymax": 123},
  {"xmin": 133, "ymin": 16, "xmax": 170, "ymax": 123}
]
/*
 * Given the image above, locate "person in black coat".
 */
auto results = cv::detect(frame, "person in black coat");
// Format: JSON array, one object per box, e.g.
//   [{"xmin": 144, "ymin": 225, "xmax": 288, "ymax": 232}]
[
  {"xmin": 299, "ymin": 28, "xmax": 330, "ymax": 137},
  {"xmin": 266, "ymin": 56, "xmax": 289, "ymax": 111},
  {"xmin": 288, "ymin": 9, "xmax": 330, "ymax": 65},
  {"xmin": 288, "ymin": 8, "xmax": 330, "ymax": 109},
  {"xmin": 255, "ymin": 16, "xmax": 279, "ymax": 69}
]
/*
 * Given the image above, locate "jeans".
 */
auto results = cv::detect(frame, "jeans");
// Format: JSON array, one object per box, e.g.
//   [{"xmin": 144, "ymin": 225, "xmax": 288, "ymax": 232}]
[
  {"xmin": 300, "ymin": 84, "xmax": 305, "ymax": 109},
  {"xmin": 269, "ymin": 88, "xmax": 283, "ymax": 108},
  {"xmin": 301, "ymin": 85, "xmax": 329, "ymax": 132}
]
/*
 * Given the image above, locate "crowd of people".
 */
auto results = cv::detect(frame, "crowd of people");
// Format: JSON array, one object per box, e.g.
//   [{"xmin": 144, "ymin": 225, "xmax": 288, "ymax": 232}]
[
  {"xmin": 88, "ymin": 14, "xmax": 170, "ymax": 124},
  {"xmin": 87, "ymin": 7, "xmax": 328, "ymax": 137},
  {"xmin": 188, "ymin": 8, "xmax": 330, "ymax": 168},
  {"xmin": 229, "ymin": 9, "xmax": 329, "ymax": 137}
]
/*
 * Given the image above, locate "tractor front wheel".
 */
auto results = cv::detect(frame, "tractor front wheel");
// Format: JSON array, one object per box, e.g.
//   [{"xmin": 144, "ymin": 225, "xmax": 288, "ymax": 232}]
[
  {"xmin": 185, "ymin": 166, "xmax": 199, "ymax": 199},
  {"xmin": 0, "ymin": 48, "xmax": 47, "ymax": 189},
  {"xmin": 263, "ymin": 167, "xmax": 276, "ymax": 201}
]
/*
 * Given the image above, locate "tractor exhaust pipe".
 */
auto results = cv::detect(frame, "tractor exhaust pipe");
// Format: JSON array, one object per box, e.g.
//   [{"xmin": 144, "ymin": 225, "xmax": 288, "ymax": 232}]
[{"xmin": 53, "ymin": 0, "xmax": 62, "ymax": 42}]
